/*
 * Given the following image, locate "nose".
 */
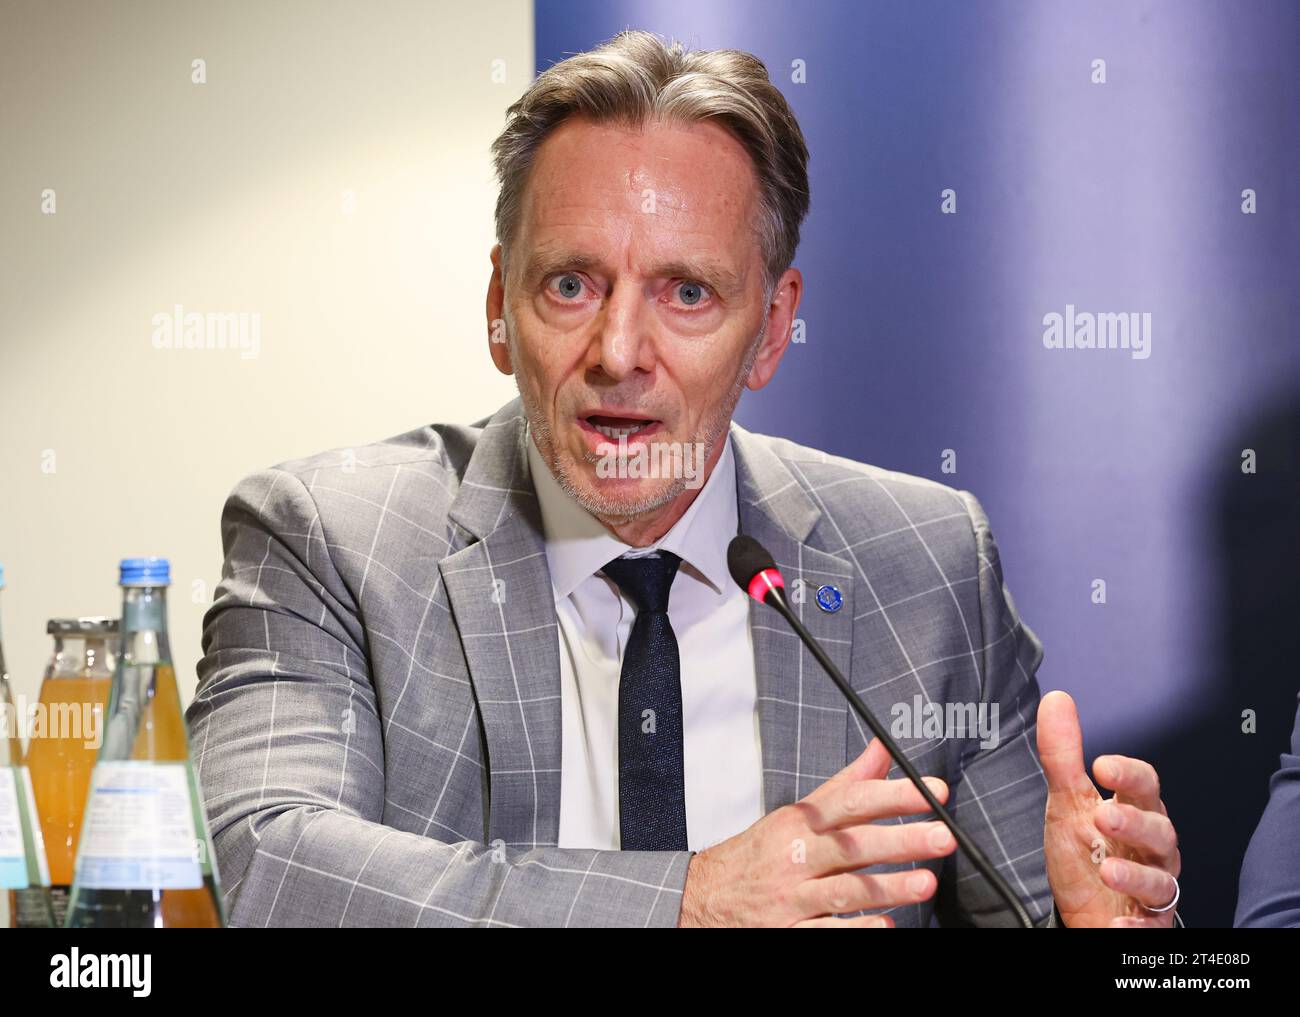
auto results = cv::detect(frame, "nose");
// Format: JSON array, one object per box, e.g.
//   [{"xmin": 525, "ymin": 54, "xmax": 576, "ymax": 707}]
[{"xmin": 587, "ymin": 281, "xmax": 656, "ymax": 382}]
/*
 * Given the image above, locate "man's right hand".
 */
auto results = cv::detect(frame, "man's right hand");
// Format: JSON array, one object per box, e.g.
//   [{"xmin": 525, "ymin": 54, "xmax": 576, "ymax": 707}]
[{"xmin": 677, "ymin": 737, "xmax": 957, "ymax": 927}]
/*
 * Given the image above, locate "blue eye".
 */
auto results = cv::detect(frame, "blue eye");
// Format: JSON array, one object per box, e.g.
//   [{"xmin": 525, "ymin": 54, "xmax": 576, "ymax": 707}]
[
  {"xmin": 676, "ymin": 281, "xmax": 706, "ymax": 306},
  {"xmin": 554, "ymin": 273, "xmax": 584, "ymax": 299}
]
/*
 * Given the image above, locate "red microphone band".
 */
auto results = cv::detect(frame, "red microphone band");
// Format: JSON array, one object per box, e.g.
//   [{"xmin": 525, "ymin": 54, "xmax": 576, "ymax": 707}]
[{"xmin": 746, "ymin": 567, "xmax": 785, "ymax": 604}]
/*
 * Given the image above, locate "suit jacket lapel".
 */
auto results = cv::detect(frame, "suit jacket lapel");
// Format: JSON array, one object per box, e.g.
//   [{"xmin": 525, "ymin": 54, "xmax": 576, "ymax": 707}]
[
  {"xmin": 732, "ymin": 426, "xmax": 855, "ymax": 812},
  {"xmin": 439, "ymin": 399, "xmax": 563, "ymax": 849}
]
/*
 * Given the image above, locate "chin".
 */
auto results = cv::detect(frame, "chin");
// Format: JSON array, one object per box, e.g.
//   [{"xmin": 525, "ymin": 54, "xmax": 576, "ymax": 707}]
[{"xmin": 572, "ymin": 473, "xmax": 684, "ymax": 520}]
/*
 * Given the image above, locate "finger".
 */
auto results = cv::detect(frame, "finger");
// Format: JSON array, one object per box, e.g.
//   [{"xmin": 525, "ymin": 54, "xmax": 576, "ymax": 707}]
[
  {"xmin": 1037, "ymin": 691, "xmax": 1095, "ymax": 795},
  {"xmin": 1094, "ymin": 801, "xmax": 1179, "ymax": 869},
  {"xmin": 804, "ymin": 738, "xmax": 892, "ymax": 805},
  {"xmin": 1108, "ymin": 914, "xmax": 1171, "ymax": 929},
  {"xmin": 794, "ymin": 913, "xmax": 895, "ymax": 928},
  {"xmin": 1093, "ymin": 755, "xmax": 1166, "ymax": 816},
  {"xmin": 812, "ymin": 819, "xmax": 957, "ymax": 874},
  {"xmin": 797, "ymin": 867, "xmax": 940, "ymax": 917},
  {"xmin": 812, "ymin": 773, "xmax": 950, "ymax": 831},
  {"xmin": 1099, "ymin": 857, "xmax": 1178, "ymax": 911}
]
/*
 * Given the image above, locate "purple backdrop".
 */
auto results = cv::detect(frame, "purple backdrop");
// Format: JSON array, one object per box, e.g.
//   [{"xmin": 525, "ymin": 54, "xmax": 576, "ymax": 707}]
[{"xmin": 535, "ymin": 0, "xmax": 1300, "ymax": 925}]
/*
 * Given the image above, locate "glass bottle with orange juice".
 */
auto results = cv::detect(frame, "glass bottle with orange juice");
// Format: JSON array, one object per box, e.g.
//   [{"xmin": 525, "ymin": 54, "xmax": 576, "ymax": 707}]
[{"xmin": 22, "ymin": 617, "xmax": 117, "ymax": 927}]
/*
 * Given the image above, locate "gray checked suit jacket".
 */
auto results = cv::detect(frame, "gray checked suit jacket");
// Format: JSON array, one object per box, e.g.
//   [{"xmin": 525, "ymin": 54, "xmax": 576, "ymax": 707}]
[{"xmin": 188, "ymin": 395, "xmax": 1058, "ymax": 927}]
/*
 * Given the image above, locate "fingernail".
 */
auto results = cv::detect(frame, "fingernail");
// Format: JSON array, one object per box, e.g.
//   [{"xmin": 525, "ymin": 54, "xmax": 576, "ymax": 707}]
[
  {"xmin": 908, "ymin": 873, "xmax": 930, "ymax": 896},
  {"xmin": 1103, "ymin": 802, "xmax": 1123, "ymax": 831},
  {"xmin": 929, "ymin": 826, "xmax": 953, "ymax": 851}
]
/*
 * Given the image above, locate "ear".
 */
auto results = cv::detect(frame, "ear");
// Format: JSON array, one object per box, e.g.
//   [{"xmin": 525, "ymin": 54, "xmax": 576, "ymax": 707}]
[
  {"xmin": 487, "ymin": 243, "xmax": 513, "ymax": 375},
  {"xmin": 746, "ymin": 267, "xmax": 803, "ymax": 391}
]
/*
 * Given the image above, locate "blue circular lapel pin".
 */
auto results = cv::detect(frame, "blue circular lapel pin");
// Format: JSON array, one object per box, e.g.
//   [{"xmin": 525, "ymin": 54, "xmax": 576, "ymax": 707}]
[{"xmin": 815, "ymin": 584, "xmax": 843, "ymax": 613}]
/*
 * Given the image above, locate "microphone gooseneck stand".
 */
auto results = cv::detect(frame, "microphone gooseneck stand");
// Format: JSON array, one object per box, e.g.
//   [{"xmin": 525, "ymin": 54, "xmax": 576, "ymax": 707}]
[{"xmin": 728, "ymin": 534, "xmax": 1036, "ymax": 929}]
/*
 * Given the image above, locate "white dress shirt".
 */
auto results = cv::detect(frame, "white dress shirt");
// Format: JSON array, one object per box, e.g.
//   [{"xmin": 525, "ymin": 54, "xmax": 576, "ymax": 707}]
[{"xmin": 525, "ymin": 426, "xmax": 764, "ymax": 852}]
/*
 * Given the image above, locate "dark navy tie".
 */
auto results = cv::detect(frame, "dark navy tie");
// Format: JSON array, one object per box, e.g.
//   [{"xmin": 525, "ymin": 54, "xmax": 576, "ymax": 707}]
[{"xmin": 600, "ymin": 551, "xmax": 688, "ymax": 851}]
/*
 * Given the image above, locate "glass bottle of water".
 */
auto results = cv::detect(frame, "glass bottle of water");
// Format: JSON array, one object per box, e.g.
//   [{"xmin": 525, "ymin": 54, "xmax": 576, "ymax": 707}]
[
  {"xmin": 0, "ymin": 564, "xmax": 56, "ymax": 928},
  {"xmin": 65, "ymin": 558, "xmax": 225, "ymax": 927}
]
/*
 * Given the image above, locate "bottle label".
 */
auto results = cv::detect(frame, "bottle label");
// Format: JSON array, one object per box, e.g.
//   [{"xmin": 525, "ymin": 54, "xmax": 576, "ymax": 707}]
[
  {"xmin": 0, "ymin": 767, "xmax": 28, "ymax": 888},
  {"xmin": 0, "ymin": 766, "xmax": 48, "ymax": 889},
  {"xmin": 49, "ymin": 884, "xmax": 70, "ymax": 927},
  {"xmin": 13, "ymin": 886, "xmax": 55, "ymax": 927},
  {"xmin": 75, "ymin": 761, "xmax": 203, "ymax": 890}
]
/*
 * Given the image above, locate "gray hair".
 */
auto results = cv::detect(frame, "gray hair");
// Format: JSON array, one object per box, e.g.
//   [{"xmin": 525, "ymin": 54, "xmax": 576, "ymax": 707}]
[{"xmin": 490, "ymin": 29, "xmax": 810, "ymax": 297}]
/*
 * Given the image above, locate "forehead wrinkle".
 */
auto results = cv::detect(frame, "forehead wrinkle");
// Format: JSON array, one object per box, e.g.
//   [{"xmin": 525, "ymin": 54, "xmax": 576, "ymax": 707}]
[
  {"xmin": 519, "ymin": 133, "xmax": 762, "ymax": 295},
  {"xmin": 529, "ymin": 196, "xmax": 751, "ymax": 286}
]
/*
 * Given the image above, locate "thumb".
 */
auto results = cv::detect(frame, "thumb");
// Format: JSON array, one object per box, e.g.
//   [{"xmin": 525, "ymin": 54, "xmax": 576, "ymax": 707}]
[{"xmin": 1037, "ymin": 691, "xmax": 1095, "ymax": 794}]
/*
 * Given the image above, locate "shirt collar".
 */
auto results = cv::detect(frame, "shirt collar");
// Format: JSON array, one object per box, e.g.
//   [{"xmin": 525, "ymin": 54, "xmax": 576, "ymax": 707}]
[{"xmin": 525, "ymin": 422, "xmax": 738, "ymax": 602}]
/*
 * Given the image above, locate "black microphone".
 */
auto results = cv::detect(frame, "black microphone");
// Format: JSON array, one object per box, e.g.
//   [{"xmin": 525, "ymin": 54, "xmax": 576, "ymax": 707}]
[{"xmin": 728, "ymin": 534, "xmax": 1036, "ymax": 929}]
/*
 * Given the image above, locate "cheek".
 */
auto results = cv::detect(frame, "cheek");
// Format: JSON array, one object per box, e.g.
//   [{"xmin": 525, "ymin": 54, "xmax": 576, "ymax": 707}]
[
  {"xmin": 677, "ymin": 352, "xmax": 732, "ymax": 399},
  {"xmin": 512, "ymin": 333, "xmax": 577, "ymax": 410},
  {"xmin": 517, "ymin": 319, "xmax": 592, "ymax": 388}
]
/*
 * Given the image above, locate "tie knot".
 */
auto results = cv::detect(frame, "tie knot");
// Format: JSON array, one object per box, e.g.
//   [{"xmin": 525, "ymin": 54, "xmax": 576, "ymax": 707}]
[{"xmin": 600, "ymin": 551, "xmax": 682, "ymax": 614}]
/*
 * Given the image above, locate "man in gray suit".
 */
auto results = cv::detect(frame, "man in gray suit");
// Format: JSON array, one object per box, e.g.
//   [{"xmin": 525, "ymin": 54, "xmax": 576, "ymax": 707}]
[{"xmin": 188, "ymin": 30, "xmax": 1182, "ymax": 927}]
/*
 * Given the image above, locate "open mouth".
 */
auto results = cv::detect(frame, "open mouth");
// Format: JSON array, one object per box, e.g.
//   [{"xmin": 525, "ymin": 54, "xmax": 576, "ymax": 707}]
[{"xmin": 579, "ymin": 413, "xmax": 661, "ymax": 440}]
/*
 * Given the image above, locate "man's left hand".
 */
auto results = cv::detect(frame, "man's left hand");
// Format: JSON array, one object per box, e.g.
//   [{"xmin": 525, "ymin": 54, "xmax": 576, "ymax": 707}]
[{"xmin": 1038, "ymin": 690, "xmax": 1181, "ymax": 928}]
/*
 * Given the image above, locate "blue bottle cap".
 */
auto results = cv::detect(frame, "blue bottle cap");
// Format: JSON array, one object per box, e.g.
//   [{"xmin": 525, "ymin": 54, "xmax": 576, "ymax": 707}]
[
  {"xmin": 119, "ymin": 557, "xmax": 171, "ymax": 587},
  {"xmin": 0, "ymin": 563, "xmax": 5, "ymax": 589}
]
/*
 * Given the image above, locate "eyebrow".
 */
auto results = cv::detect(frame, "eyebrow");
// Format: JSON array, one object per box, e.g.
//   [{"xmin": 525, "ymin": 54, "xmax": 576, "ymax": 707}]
[{"xmin": 522, "ymin": 250, "xmax": 744, "ymax": 296}]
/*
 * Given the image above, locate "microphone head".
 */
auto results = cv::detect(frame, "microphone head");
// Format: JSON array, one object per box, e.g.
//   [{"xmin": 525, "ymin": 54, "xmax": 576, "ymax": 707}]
[{"xmin": 728, "ymin": 535, "xmax": 780, "ymax": 599}]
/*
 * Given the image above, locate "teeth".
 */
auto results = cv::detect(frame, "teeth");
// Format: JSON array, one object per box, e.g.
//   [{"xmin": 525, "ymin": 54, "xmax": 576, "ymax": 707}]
[{"xmin": 593, "ymin": 422, "xmax": 648, "ymax": 439}]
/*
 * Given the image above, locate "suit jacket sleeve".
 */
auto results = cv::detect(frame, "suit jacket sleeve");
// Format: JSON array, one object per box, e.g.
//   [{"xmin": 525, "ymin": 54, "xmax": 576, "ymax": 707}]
[
  {"xmin": 1234, "ymin": 694, "xmax": 1300, "ymax": 927},
  {"xmin": 930, "ymin": 491, "xmax": 1059, "ymax": 927},
  {"xmin": 187, "ymin": 468, "xmax": 690, "ymax": 927}
]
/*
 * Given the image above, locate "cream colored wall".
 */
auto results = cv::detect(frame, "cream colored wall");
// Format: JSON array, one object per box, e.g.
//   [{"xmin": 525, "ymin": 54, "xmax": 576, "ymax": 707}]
[{"xmin": 0, "ymin": 0, "xmax": 531, "ymax": 711}]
